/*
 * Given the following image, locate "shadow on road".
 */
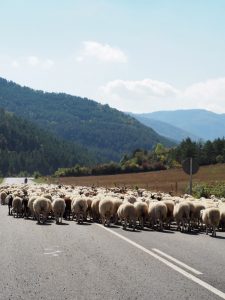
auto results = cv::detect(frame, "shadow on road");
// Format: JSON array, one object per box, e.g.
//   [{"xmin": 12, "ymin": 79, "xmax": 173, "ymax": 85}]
[{"xmin": 56, "ymin": 222, "xmax": 69, "ymax": 226}]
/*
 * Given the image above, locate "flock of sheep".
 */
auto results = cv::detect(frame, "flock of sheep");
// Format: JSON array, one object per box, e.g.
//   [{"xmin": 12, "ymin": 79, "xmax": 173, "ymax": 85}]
[{"xmin": 0, "ymin": 183, "xmax": 225, "ymax": 237}]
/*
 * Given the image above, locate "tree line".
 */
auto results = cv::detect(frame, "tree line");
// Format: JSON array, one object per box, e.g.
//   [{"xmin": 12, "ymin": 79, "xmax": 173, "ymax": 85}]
[{"xmin": 54, "ymin": 138, "xmax": 225, "ymax": 177}]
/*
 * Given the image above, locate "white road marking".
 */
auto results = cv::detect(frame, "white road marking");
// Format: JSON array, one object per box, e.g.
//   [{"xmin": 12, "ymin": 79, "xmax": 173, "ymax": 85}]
[
  {"xmin": 44, "ymin": 250, "xmax": 62, "ymax": 257},
  {"xmin": 97, "ymin": 224, "xmax": 225, "ymax": 300},
  {"xmin": 152, "ymin": 248, "xmax": 203, "ymax": 275}
]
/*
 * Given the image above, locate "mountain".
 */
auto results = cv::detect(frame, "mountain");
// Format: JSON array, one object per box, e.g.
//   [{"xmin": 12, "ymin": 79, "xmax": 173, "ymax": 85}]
[
  {"xmin": 129, "ymin": 113, "xmax": 199, "ymax": 142},
  {"xmin": 0, "ymin": 108, "xmax": 93, "ymax": 176},
  {"xmin": 0, "ymin": 78, "xmax": 175, "ymax": 161},
  {"xmin": 136, "ymin": 109, "xmax": 225, "ymax": 141}
]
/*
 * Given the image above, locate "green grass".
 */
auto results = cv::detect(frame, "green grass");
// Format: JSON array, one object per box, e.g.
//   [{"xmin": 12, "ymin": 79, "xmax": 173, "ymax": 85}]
[
  {"xmin": 0, "ymin": 178, "xmax": 3, "ymax": 184},
  {"xmin": 33, "ymin": 177, "xmax": 46, "ymax": 184},
  {"xmin": 191, "ymin": 182, "xmax": 225, "ymax": 198}
]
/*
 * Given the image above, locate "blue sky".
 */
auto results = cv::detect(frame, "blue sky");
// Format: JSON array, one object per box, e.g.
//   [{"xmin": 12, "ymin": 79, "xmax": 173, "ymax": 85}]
[{"xmin": 1, "ymin": 0, "xmax": 225, "ymax": 113}]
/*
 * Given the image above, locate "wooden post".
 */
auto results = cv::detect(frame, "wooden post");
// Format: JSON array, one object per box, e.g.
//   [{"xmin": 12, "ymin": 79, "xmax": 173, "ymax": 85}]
[{"xmin": 190, "ymin": 157, "xmax": 193, "ymax": 195}]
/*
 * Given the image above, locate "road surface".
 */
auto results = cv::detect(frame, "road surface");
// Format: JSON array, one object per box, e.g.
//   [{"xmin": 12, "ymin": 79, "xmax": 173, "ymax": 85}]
[
  {"xmin": 2, "ymin": 177, "xmax": 34, "ymax": 185},
  {"xmin": 0, "ymin": 204, "xmax": 225, "ymax": 299}
]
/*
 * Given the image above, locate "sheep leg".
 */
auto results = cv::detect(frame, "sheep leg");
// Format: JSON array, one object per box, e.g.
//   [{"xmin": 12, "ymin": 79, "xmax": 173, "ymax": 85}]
[
  {"xmin": 133, "ymin": 219, "xmax": 136, "ymax": 231},
  {"xmin": 124, "ymin": 219, "xmax": 127, "ymax": 230}
]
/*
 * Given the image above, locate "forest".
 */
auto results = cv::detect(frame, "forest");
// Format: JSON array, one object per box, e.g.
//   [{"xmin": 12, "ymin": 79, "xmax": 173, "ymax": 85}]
[
  {"xmin": 54, "ymin": 138, "xmax": 225, "ymax": 177},
  {"xmin": 0, "ymin": 108, "xmax": 94, "ymax": 176}
]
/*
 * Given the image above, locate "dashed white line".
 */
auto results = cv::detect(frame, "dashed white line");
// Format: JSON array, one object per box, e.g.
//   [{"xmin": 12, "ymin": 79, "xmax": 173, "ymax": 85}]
[
  {"xmin": 152, "ymin": 248, "xmax": 203, "ymax": 275},
  {"xmin": 96, "ymin": 224, "xmax": 225, "ymax": 300}
]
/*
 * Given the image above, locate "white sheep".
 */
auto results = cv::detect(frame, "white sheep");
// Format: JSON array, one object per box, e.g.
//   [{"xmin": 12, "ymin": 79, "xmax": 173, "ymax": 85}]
[
  {"xmin": 134, "ymin": 201, "xmax": 148, "ymax": 229},
  {"xmin": 71, "ymin": 197, "xmax": 88, "ymax": 224},
  {"xmin": 52, "ymin": 198, "xmax": 66, "ymax": 224},
  {"xmin": 91, "ymin": 197, "xmax": 101, "ymax": 222},
  {"xmin": 148, "ymin": 202, "xmax": 167, "ymax": 230},
  {"xmin": 0, "ymin": 191, "xmax": 7, "ymax": 205},
  {"xmin": 112, "ymin": 198, "xmax": 123, "ymax": 224},
  {"xmin": 12, "ymin": 197, "xmax": 23, "ymax": 218},
  {"xmin": 219, "ymin": 205, "xmax": 225, "ymax": 230},
  {"xmin": 162, "ymin": 199, "xmax": 174, "ymax": 227},
  {"xmin": 33, "ymin": 197, "xmax": 52, "ymax": 224},
  {"xmin": 28, "ymin": 196, "xmax": 38, "ymax": 219},
  {"xmin": 200, "ymin": 207, "xmax": 220, "ymax": 237},
  {"xmin": 117, "ymin": 202, "xmax": 136, "ymax": 231},
  {"xmin": 99, "ymin": 198, "xmax": 114, "ymax": 226},
  {"xmin": 173, "ymin": 202, "xmax": 190, "ymax": 232}
]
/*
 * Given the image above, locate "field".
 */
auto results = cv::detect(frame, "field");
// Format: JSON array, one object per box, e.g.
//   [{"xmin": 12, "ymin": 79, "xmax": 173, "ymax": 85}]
[{"xmin": 47, "ymin": 163, "xmax": 225, "ymax": 194}]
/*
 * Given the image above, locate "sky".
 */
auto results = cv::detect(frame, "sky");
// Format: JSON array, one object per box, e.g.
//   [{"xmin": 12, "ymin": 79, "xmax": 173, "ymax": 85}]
[{"xmin": 1, "ymin": 0, "xmax": 225, "ymax": 113}]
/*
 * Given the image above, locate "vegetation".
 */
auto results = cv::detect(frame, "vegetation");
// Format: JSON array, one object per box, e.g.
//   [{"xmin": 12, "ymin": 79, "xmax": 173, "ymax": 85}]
[
  {"xmin": 0, "ymin": 77, "xmax": 174, "ymax": 162},
  {"xmin": 171, "ymin": 137, "xmax": 225, "ymax": 165},
  {"xmin": 0, "ymin": 109, "xmax": 94, "ymax": 176},
  {"xmin": 54, "ymin": 137, "xmax": 225, "ymax": 177},
  {"xmin": 192, "ymin": 182, "xmax": 225, "ymax": 198}
]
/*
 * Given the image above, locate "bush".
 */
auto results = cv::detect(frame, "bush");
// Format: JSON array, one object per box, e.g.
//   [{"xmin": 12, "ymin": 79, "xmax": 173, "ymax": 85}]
[
  {"xmin": 191, "ymin": 182, "xmax": 225, "ymax": 198},
  {"xmin": 33, "ymin": 171, "xmax": 41, "ymax": 179}
]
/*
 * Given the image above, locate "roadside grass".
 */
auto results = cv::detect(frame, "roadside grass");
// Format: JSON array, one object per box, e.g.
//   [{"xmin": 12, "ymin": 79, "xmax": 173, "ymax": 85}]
[{"xmin": 33, "ymin": 177, "xmax": 48, "ymax": 184}]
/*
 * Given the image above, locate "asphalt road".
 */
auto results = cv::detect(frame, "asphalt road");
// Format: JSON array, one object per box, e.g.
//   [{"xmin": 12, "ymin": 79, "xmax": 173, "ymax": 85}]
[
  {"xmin": 2, "ymin": 177, "xmax": 34, "ymax": 185},
  {"xmin": 0, "ymin": 203, "xmax": 225, "ymax": 300}
]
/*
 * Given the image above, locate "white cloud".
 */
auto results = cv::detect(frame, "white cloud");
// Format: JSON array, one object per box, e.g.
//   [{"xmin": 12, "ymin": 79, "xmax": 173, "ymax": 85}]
[
  {"xmin": 11, "ymin": 60, "xmax": 20, "ymax": 68},
  {"xmin": 99, "ymin": 77, "xmax": 225, "ymax": 113},
  {"xmin": 77, "ymin": 41, "xmax": 127, "ymax": 63},
  {"xmin": 99, "ymin": 79, "xmax": 179, "ymax": 112},
  {"xmin": 42, "ymin": 59, "xmax": 54, "ymax": 69},
  {"xmin": 76, "ymin": 56, "xmax": 83, "ymax": 62},
  {"xmin": 27, "ymin": 56, "xmax": 40, "ymax": 66},
  {"xmin": 182, "ymin": 78, "xmax": 225, "ymax": 112}
]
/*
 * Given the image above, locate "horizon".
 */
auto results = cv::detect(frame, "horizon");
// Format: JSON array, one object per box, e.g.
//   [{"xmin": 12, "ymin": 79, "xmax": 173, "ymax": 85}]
[
  {"xmin": 2, "ymin": 76, "xmax": 224, "ymax": 116},
  {"xmin": 1, "ymin": 1, "xmax": 225, "ymax": 113}
]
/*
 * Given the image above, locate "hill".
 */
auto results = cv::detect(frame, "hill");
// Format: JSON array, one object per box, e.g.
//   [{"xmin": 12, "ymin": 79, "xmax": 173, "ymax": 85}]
[
  {"xmin": 0, "ymin": 108, "xmax": 93, "ymax": 176},
  {"xmin": 138, "ymin": 109, "xmax": 225, "ymax": 141},
  {"xmin": 129, "ymin": 113, "xmax": 199, "ymax": 142},
  {"xmin": 0, "ymin": 78, "xmax": 175, "ymax": 162}
]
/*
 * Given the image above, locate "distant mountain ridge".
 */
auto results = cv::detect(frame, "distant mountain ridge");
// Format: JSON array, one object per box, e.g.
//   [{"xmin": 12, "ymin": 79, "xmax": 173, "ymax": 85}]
[
  {"xmin": 129, "ymin": 113, "xmax": 199, "ymax": 142},
  {"xmin": 133, "ymin": 109, "xmax": 225, "ymax": 141},
  {"xmin": 0, "ymin": 77, "xmax": 174, "ymax": 162}
]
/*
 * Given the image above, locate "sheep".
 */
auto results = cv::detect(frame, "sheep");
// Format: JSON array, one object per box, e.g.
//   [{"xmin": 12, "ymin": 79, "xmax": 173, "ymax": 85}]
[
  {"xmin": 52, "ymin": 198, "xmax": 66, "ymax": 224},
  {"xmin": 117, "ymin": 202, "xmax": 136, "ymax": 231},
  {"xmin": 22, "ymin": 195, "xmax": 29, "ymax": 218},
  {"xmin": 200, "ymin": 207, "xmax": 220, "ymax": 237},
  {"xmin": 86, "ymin": 198, "xmax": 93, "ymax": 221},
  {"xmin": 162, "ymin": 199, "xmax": 174, "ymax": 228},
  {"xmin": 63, "ymin": 196, "xmax": 72, "ymax": 220},
  {"xmin": 91, "ymin": 198, "xmax": 101, "ymax": 222},
  {"xmin": 125, "ymin": 196, "xmax": 136, "ymax": 204},
  {"xmin": 28, "ymin": 196, "xmax": 38, "ymax": 219},
  {"xmin": 219, "ymin": 205, "xmax": 225, "ymax": 231},
  {"xmin": 33, "ymin": 197, "xmax": 52, "ymax": 224},
  {"xmin": 0, "ymin": 191, "xmax": 7, "ymax": 205},
  {"xmin": 6, "ymin": 194, "xmax": 13, "ymax": 215},
  {"xmin": 71, "ymin": 197, "xmax": 88, "ymax": 224},
  {"xmin": 12, "ymin": 197, "xmax": 23, "ymax": 218},
  {"xmin": 99, "ymin": 198, "xmax": 114, "ymax": 226},
  {"xmin": 134, "ymin": 201, "xmax": 148, "ymax": 229},
  {"xmin": 148, "ymin": 202, "xmax": 167, "ymax": 230},
  {"xmin": 112, "ymin": 198, "xmax": 123, "ymax": 224},
  {"xmin": 173, "ymin": 202, "xmax": 190, "ymax": 232},
  {"xmin": 192, "ymin": 202, "xmax": 206, "ymax": 228}
]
